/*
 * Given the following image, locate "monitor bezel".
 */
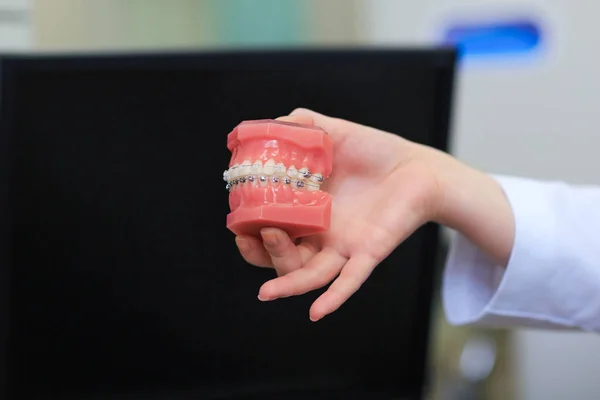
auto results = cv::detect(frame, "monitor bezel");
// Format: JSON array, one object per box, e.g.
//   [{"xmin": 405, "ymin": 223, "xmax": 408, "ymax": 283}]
[{"xmin": 0, "ymin": 48, "xmax": 457, "ymax": 399}]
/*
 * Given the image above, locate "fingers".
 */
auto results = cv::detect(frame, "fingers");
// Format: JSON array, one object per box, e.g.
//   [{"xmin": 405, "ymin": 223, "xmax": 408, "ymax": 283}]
[
  {"xmin": 309, "ymin": 254, "xmax": 376, "ymax": 322},
  {"xmin": 258, "ymin": 247, "xmax": 347, "ymax": 301},
  {"xmin": 276, "ymin": 115, "xmax": 314, "ymax": 126},
  {"xmin": 255, "ymin": 248, "xmax": 378, "ymax": 322},
  {"xmin": 235, "ymin": 236, "xmax": 273, "ymax": 268},
  {"xmin": 260, "ymin": 228, "xmax": 314, "ymax": 276},
  {"xmin": 289, "ymin": 108, "xmax": 364, "ymax": 139},
  {"xmin": 236, "ymin": 229, "xmax": 317, "ymax": 275}
]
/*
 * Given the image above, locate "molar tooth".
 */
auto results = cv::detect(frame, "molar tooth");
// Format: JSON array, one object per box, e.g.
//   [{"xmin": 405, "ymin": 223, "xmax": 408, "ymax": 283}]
[
  {"xmin": 251, "ymin": 160, "xmax": 262, "ymax": 175},
  {"xmin": 274, "ymin": 162, "xmax": 287, "ymax": 176},
  {"xmin": 240, "ymin": 160, "xmax": 252, "ymax": 176},
  {"xmin": 306, "ymin": 182, "xmax": 319, "ymax": 192},
  {"xmin": 298, "ymin": 167, "xmax": 310, "ymax": 179},
  {"xmin": 287, "ymin": 165, "xmax": 298, "ymax": 179},
  {"xmin": 263, "ymin": 159, "xmax": 276, "ymax": 175},
  {"xmin": 309, "ymin": 173, "xmax": 324, "ymax": 183}
]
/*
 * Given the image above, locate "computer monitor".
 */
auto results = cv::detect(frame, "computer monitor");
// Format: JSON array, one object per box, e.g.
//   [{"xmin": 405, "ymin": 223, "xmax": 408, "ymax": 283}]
[{"xmin": 0, "ymin": 49, "xmax": 456, "ymax": 400}]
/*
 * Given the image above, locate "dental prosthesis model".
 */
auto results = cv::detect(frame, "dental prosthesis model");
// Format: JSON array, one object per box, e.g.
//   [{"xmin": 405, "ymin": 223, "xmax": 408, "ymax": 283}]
[{"xmin": 225, "ymin": 119, "xmax": 333, "ymax": 239}]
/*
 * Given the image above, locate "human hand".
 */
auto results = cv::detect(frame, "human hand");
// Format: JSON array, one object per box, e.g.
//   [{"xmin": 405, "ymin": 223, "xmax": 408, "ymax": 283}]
[
  {"xmin": 234, "ymin": 108, "xmax": 444, "ymax": 321},
  {"xmin": 234, "ymin": 108, "xmax": 514, "ymax": 322}
]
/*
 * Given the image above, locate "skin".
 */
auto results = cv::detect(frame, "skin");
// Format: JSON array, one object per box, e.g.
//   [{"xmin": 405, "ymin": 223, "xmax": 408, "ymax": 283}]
[{"xmin": 234, "ymin": 108, "xmax": 515, "ymax": 322}]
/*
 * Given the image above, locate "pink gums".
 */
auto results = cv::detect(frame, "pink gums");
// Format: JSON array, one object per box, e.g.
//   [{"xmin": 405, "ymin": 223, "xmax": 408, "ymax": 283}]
[{"xmin": 226, "ymin": 119, "xmax": 333, "ymax": 239}]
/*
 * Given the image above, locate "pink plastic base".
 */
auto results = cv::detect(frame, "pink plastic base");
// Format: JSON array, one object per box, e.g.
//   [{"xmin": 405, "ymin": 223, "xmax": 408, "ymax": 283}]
[
  {"xmin": 226, "ymin": 197, "xmax": 332, "ymax": 239},
  {"xmin": 225, "ymin": 119, "xmax": 333, "ymax": 239}
]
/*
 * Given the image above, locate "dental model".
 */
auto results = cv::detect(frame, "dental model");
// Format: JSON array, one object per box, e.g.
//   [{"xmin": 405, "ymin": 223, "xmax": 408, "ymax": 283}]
[{"xmin": 225, "ymin": 119, "xmax": 333, "ymax": 239}]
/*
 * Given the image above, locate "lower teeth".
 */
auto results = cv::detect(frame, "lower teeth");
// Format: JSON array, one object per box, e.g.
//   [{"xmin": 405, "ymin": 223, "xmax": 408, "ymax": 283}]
[{"xmin": 225, "ymin": 174, "xmax": 320, "ymax": 192}]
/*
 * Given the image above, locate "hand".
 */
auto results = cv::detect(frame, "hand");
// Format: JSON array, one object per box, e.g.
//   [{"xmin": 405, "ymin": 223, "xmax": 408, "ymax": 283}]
[
  {"xmin": 235, "ymin": 109, "xmax": 514, "ymax": 322},
  {"xmin": 234, "ymin": 109, "xmax": 444, "ymax": 321}
]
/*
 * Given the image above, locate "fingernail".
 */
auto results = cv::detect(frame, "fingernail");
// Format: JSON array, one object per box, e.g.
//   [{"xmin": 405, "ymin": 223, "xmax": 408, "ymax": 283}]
[
  {"xmin": 258, "ymin": 294, "xmax": 271, "ymax": 301},
  {"xmin": 261, "ymin": 230, "xmax": 279, "ymax": 246},
  {"xmin": 236, "ymin": 237, "xmax": 250, "ymax": 253}
]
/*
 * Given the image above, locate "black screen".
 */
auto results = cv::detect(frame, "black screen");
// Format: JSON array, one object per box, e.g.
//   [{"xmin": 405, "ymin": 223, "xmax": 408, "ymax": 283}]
[{"xmin": 0, "ymin": 49, "xmax": 455, "ymax": 399}]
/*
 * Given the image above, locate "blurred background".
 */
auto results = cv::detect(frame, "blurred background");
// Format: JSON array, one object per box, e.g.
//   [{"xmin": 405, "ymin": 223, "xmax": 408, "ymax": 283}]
[{"xmin": 4, "ymin": 0, "xmax": 600, "ymax": 399}]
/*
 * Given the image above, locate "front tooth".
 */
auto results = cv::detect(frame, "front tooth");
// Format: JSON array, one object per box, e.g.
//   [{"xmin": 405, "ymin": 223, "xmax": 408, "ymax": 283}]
[
  {"xmin": 240, "ymin": 160, "xmax": 252, "ymax": 176},
  {"xmin": 230, "ymin": 164, "xmax": 239, "ymax": 179},
  {"xmin": 223, "ymin": 170, "xmax": 229, "ymax": 182},
  {"xmin": 287, "ymin": 165, "xmax": 297, "ymax": 179},
  {"xmin": 263, "ymin": 159, "xmax": 276, "ymax": 175},
  {"xmin": 259, "ymin": 175, "xmax": 268, "ymax": 187},
  {"xmin": 274, "ymin": 162, "xmax": 287, "ymax": 176},
  {"xmin": 251, "ymin": 160, "xmax": 262, "ymax": 175}
]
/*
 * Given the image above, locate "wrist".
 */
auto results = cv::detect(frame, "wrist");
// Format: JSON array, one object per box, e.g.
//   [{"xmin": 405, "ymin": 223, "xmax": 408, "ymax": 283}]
[{"xmin": 433, "ymin": 151, "xmax": 515, "ymax": 267}]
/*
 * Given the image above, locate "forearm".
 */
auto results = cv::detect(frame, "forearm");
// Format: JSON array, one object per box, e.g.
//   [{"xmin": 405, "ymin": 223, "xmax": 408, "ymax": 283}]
[
  {"xmin": 437, "ymin": 159, "xmax": 600, "ymax": 331},
  {"xmin": 431, "ymin": 150, "xmax": 515, "ymax": 267}
]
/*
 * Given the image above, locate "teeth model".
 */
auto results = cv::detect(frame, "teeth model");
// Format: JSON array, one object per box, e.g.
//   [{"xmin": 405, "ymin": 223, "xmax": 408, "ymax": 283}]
[{"xmin": 225, "ymin": 119, "xmax": 333, "ymax": 239}]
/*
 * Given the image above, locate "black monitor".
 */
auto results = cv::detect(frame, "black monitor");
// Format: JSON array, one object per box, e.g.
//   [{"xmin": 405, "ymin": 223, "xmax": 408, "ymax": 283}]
[{"xmin": 0, "ymin": 49, "xmax": 456, "ymax": 400}]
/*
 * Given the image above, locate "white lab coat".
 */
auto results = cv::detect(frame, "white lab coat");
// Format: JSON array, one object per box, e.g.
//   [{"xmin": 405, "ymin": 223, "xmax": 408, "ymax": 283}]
[{"xmin": 442, "ymin": 175, "xmax": 600, "ymax": 333}]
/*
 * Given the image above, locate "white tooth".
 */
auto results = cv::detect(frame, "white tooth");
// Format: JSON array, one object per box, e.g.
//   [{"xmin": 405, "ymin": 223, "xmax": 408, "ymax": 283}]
[
  {"xmin": 306, "ymin": 182, "xmax": 319, "ymax": 192},
  {"xmin": 310, "ymin": 173, "xmax": 323, "ymax": 183},
  {"xmin": 240, "ymin": 160, "xmax": 252, "ymax": 176},
  {"xmin": 251, "ymin": 160, "xmax": 262, "ymax": 175},
  {"xmin": 259, "ymin": 175, "xmax": 268, "ymax": 187},
  {"xmin": 263, "ymin": 159, "xmax": 276, "ymax": 175},
  {"xmin": 230, "ymin": 164, "xmax": 239, "ymax": 179},
  {"xmin": 274, "ymin": 162, "xmax": 287, "ymax": 176},
  {"xmin": 287, "ymin": 165, "xmax": 297, "ymax": 179},
  {"xmin": 298, "ymin": 167, "xmax": 309, "ymax": 179},
  {"xmin": 223, "ymin": 170, "xmax": 229, "ymax": 182}
]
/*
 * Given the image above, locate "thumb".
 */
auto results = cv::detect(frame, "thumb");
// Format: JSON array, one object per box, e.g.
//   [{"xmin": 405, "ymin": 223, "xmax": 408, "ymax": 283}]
[{"xmin": 289, "ymin": 108, "xmax": 365, "ymax": 140}]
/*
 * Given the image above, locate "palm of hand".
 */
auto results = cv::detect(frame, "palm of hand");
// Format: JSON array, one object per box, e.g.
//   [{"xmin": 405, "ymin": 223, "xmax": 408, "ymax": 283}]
[{"xmin": 235, "ymin": 111, "xmax": 440, "ymax": 321}]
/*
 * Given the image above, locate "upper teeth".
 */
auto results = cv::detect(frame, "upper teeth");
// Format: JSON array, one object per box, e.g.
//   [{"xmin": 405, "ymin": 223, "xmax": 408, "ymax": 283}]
[
  {"xmin": 287, "ymin": 165, "xmax": 298, "ymax": 179},
  {"xmin": 251, "ymin": 160, "xmax": 262, "ymax": 175},
  {"xmin": 263, "ymin": 159, "xmax": 276, "ymax": 175},
  {"xmin": 223, "ymin": 159, "xmax": 325, "ymax": 192}
]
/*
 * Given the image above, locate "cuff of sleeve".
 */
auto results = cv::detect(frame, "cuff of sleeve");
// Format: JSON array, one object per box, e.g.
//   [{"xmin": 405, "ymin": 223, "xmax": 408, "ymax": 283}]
[{"xmin": 442, "ymin": 175, "xmax": 580, "ymax": 330}]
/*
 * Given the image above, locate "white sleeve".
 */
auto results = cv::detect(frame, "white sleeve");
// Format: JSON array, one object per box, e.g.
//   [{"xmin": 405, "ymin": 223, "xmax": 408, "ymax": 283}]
[{"xmin": 442, "ymin": 175, "xmax": 600, "ymax": 332}]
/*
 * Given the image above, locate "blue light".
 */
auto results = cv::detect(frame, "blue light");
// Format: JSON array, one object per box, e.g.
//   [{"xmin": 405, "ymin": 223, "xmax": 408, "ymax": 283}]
[{"xmin": 442, "ymin": 19, "xmax": 543, "ymax": 60}]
